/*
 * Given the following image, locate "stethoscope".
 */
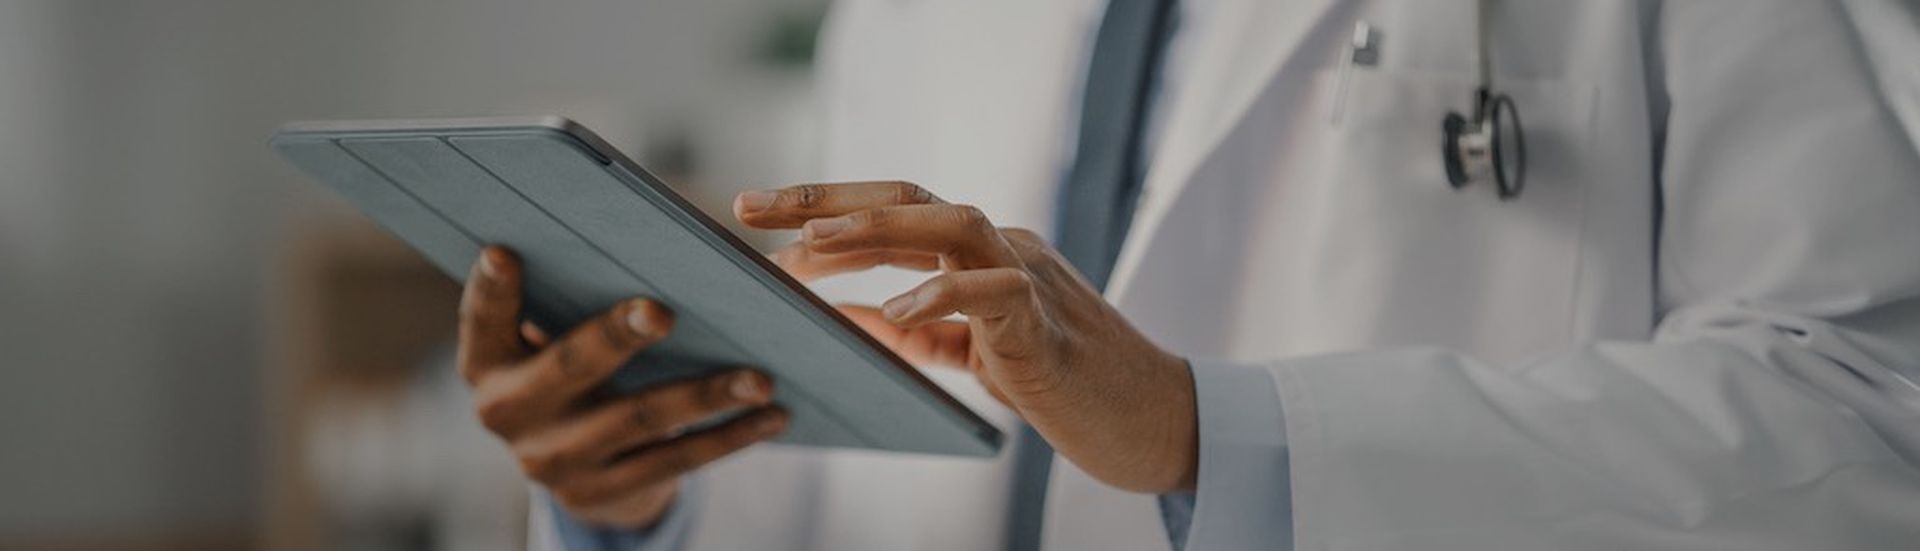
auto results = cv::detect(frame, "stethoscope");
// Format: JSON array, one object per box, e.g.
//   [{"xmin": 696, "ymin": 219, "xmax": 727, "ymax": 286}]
[{"xmin": 1440, "ymin": 0, "xmax": 1526, "ymax": 199}]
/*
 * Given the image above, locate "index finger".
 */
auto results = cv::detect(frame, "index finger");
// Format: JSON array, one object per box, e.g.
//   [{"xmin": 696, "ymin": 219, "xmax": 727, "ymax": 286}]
[{"xmin": 734, "ymin": 181, "xmax": 942, "ymax": 228}]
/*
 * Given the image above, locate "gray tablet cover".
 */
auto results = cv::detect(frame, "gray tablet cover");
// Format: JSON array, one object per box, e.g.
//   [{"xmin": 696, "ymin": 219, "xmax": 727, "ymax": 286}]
[{"xmin": 272, "ymin": 116, "xmax": 1001, "ymax": 457}]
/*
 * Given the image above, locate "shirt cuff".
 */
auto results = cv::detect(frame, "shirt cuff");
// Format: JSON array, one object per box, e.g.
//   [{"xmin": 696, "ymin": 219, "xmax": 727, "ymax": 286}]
[
  {"xmin": 1181, "ymin": 359, "xmax": 1294, "ymax": 550},
  {"xmin": 545, "ymin": 474, "xmax": 704, "ymax": 551},
  {"xmin": 1156, "ymin": 492, "xmax": 1197, "ymax": 551}
]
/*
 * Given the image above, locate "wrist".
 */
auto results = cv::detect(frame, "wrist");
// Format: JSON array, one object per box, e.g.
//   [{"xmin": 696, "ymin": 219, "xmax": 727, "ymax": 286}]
[
  {"xmin": 566, "ymin": 480, "xmax": 681, "ymax": 530},
  {"xmin": 1106, "ymin": 351, "xmax": 1197, "ymax": 493},
  {"xmin": 1145, "ymin": 354, "xmax": 1199, "ymax": 492},
  {"xmin": 631, "ymin": 482, "xmax": 682, "ymax": 529},
  {"xmin": 1019, "ymin": 350, "xmax": 1197, "ymax": 493},
  {"xmin": 623, "ymin": 482, "xmax": 682, "ymax": 530}
]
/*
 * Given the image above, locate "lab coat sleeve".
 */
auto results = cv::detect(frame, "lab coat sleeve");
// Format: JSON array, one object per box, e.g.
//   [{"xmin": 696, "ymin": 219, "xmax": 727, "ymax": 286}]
[
  {"xmin": 1186, "ymin": 2, "xmax": 1920, "ymax": 549},
  {"xmin": 529, "ymin": 475, "xmax": 705, "ymax": 551}
]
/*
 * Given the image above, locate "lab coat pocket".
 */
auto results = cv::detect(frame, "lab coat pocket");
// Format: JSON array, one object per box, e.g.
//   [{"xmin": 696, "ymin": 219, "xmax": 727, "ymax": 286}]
[{"xmin": 1318, "ymin": 69, "xmax": 1598, "ymax": 365}]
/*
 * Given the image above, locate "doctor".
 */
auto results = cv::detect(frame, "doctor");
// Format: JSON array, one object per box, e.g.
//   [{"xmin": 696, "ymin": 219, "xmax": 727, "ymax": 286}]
[{"xmin": 458, "ymin": 0, "xmax": 1920, "ymax": 549}]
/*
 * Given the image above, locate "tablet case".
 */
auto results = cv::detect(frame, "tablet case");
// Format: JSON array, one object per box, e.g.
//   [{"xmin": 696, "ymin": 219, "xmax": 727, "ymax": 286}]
[{"xmin": 272, "ymin": 116, "xmax": 1001, "ymax": 457}]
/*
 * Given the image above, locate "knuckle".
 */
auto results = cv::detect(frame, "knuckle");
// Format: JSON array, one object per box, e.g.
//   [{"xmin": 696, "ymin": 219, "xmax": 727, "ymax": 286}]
[
  {"xmin": 791, "ymin": 184, "xmax": 827, "ymax": 209},
  {"xmin": 547, "ymin": 340, "xmax": 594, "ymax": 380},
  {"xmin": 892, "ymin": 181, "xmax": 934, "ymax": 204},
  {"xmin": 1006, "ymin": 269, "xmax": 1036, "ymax": 292},
  {"xmin": 953, "ymin": 205, "xmax": 993, "ymax": 234},
  {"xmin": 955, "ymin": 205, "xmax": 988, "ymax": 225}
]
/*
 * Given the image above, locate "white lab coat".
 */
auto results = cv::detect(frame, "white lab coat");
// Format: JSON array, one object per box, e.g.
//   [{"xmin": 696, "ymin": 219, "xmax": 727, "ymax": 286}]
[{"xmin": 534, "ymin": 0, "xmax": 1920, "ymax": 549}]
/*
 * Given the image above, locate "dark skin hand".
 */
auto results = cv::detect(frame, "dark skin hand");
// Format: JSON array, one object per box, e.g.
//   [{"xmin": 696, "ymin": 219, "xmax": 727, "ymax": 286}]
[
  {"xmin": 459, "ymin": 247, "xmax": 789, "ymax": 528},
  {"xmin": 741, "ymin": 181, "xmax": 1199, "ymax": 493},
  {"xmin": 463, "ymin": 180, "xmax": 1196, "ymax": 530}
]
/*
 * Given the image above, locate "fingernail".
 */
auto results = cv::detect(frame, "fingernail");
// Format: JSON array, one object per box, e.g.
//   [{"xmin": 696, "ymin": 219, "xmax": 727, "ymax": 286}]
[
  {"xmin": 626, "ymin": 299, "xmax": 655, "ymax": 337},
  {"xmin": 479, "ymin": 248, "xmax": 503, "ymax": 278},
  {"xmin": 881, "ymin": 292, "xmax": 919, "ymax": 321},
  {"xmin": 736, "ymin": 191, "xmax": 777, "ymax": 213},
  {"xmin": 730, "ymin": 372, "xmax": 765, "ymax": 401},
  {"xmin": 806, "ymin": 217, "xmax": 850, "ymax": 240}
]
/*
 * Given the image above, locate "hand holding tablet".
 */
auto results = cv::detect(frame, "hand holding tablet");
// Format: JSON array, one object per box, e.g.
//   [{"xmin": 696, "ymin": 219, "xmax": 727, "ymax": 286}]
[{"xmin": 271, "ymin": 117, "xmax": 1002, "ymax": 459}]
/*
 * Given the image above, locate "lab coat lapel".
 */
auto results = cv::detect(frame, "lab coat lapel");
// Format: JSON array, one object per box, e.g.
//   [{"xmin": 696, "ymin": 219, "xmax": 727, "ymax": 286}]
[
  {"xmin": 1104, "ymin": 0, "xmax": 1340, "ymax": 301},
  {"xmin": 1040, "ymin": 2, "xmax": 1341, "ymax": 550}
]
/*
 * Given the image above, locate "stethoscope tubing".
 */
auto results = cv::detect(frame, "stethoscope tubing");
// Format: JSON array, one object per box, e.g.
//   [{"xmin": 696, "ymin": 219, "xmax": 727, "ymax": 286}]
[{"xmin": 1443, "ymin": 0, "xmax": 1526, "ymax": 200}]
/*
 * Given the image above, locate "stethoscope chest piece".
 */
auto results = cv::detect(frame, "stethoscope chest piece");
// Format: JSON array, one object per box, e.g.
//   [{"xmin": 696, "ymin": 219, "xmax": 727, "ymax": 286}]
[
  {"xmin": 1442, "ymin": 89, "xmax": 1525, "ymax": 199},
  {"xmin": 1440, "ymin": 0, "xmax": 1527, "ymax": 200}
]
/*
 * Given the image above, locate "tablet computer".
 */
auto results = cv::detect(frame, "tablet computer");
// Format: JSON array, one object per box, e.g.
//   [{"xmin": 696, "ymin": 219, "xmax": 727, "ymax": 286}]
[{"xmin": 271, "ymin": 116, "xmax": 1002, "ymax": 457}]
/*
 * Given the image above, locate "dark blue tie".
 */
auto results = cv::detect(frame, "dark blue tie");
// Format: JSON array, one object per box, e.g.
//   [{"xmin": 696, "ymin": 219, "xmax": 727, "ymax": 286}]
[{"xmin": 1004, "ymin": 0, "xmax": 1177, "ymax": 549}]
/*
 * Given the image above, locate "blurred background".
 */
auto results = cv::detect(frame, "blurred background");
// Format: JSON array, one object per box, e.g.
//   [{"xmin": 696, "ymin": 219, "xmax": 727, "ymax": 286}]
[{"xmin": 0, "ymin": 1, "xmax": 830, "ymax": 549}]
